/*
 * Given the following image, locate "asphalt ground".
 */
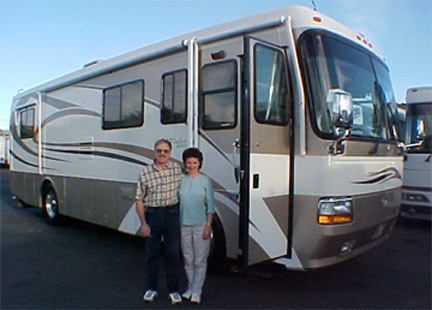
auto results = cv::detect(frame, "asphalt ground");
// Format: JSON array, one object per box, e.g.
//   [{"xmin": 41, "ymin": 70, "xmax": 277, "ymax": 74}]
[{"xmin": 1, "ymin": 167, "xmax": 431, "ymax": 309}]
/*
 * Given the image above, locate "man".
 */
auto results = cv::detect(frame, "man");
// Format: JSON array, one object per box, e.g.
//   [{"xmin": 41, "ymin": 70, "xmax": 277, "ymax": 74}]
[{"xmin": 135, "ymin": 139, "xmax": 183, "ymax": 304}]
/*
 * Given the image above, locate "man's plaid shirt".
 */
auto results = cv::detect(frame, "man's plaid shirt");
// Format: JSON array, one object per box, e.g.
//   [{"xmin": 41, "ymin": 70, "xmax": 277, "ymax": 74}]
[{"xmin": 135, "ymin": 161, "xmax": 182, "ymax": 207}]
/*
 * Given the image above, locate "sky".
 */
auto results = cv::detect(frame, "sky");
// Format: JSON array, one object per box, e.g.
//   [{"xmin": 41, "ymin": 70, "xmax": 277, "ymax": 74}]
[{"xmin": 0, "ymin": 0, "xmax": 431, "ymax": 131}]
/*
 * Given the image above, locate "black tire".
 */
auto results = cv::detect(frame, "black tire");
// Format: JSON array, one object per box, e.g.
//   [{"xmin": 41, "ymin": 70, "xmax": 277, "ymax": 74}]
[
  {"xmin": 208, "ymin": 214, "xmax": 227, "ymax": 269},
  {"xmin": 42, "ymin": 184, "xmax": 60, "ymax": 224}
]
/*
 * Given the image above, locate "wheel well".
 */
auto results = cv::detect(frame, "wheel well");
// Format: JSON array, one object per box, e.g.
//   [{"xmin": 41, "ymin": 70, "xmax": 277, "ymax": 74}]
[{"xmin": 210, "ymin": 211, "xmax": 227, "ymax": 261}]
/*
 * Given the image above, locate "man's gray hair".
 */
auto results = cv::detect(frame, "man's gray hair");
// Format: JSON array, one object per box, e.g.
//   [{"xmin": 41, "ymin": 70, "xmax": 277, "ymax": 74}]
[{"xmin": 154, "ymin": 138, "xmax": 172, "ymax": 150}]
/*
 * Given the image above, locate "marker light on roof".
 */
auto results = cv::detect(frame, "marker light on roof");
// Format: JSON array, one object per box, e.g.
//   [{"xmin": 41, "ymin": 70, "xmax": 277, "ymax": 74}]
[
  {"xmin": 211, "ymin": 50, "xmax": 226, "ymax": 60},
  {"xmin": 355, "ymin": 34, "xmax": 373, "ymax": 49},
  {"xmin": 312, "ymin": 16, "xmax": 322, "ymax": 23}
]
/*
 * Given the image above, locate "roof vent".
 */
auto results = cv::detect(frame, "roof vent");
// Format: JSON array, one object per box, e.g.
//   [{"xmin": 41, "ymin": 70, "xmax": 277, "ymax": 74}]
[{"xmin": 83, "ymin": 60, "xmax": 101, "ymax": 68}]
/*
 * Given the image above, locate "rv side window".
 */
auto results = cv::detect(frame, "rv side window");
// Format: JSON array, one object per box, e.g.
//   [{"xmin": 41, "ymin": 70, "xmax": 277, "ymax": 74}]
[
  {"xmin": 254, "ymin": 44, "xmax": 290, "ymax": 125},
  {"xmin": 201, "ymin": 61, "xmax": 237, "ymax": 130},
  {"xmin": 19, "ymin": 107, "xmax": 35, "ymax": 139},
  {"xmin": 161, "ymin": 70, "xmax": 187, "ymax": 124},
  {"xmin": 103, "ymin": 80, "xmax": 144, "ymax": 130}
]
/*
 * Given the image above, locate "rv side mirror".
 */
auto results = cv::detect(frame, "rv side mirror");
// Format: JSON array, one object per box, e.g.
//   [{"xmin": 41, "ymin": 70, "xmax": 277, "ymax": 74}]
[{"xmin": 327, "ymin": 89, "xmax": 353, "ymax": 131}]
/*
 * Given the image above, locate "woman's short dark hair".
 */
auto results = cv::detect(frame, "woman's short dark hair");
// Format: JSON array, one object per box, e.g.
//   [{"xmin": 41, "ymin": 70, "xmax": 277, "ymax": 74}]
[{"xmin": 182, "ymin": 147, "xmax": 203, "ymax": 169}]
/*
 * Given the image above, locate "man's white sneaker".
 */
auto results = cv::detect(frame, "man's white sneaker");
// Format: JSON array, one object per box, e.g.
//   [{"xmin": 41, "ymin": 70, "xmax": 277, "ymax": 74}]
[
  {"xmin": 143, "ymin": 290, "xmax": 158, "ymax": 302},
  {"xmin": 191, "ymin": 293, "xmax": 201, "ymax": 304},
  {"xmin": 168, "ymin": 292, "xmax": 182, "ymax": 304},
  {"xmin": 182, "ymin": 289, "xmax": 192, "ymax": 300}
]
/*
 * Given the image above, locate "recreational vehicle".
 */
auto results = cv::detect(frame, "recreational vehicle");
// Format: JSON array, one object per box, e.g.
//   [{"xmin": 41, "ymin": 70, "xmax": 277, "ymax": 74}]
[
  {"xmin": 0, "ymin": 130, "xmax": 10, "ymax": 167},
  {"xmin": 9, "ymin": 5, "xmax": 403, "ymax": 270},
  {"xmin": 401, "ymin": 86, "xmax": 432, "ymax": 221}
]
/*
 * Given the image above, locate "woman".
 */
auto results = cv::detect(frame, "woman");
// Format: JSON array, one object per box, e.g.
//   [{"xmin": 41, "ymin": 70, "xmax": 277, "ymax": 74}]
[{"xmin": 179, "ymin": 147, "xmax": 215, "ymax": 304}]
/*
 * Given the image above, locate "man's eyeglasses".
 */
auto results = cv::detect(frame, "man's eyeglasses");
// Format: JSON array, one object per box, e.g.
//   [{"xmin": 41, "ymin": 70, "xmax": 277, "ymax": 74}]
[{"xmin": 156, "ymin": 149, "xmax": 170, "ymax": 154}]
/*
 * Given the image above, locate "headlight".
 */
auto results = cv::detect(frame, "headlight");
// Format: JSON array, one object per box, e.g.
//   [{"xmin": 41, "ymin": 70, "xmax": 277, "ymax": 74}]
[
  {"xmin": 402, "ymin": 193, "xmax": 429, "ymax": 203},
  {"xmin": 317, "ymin": 197, "xmax": 353, "ymax": 224}
]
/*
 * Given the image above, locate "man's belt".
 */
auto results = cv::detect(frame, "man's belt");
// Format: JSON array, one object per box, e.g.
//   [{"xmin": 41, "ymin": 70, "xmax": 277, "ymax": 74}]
[{"xmin": 148, "ymin": 203, "xmax": 179, "ymax": 210}]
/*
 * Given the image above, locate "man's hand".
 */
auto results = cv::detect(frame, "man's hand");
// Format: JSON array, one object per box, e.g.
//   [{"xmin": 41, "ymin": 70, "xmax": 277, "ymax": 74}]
[
  {"xmin": 140, "ymin": 223, "xmax": 151, "ymax": 237},
  {"xmin": 136, "ymin": 199, "xmax": 150, "ymax": 237}
]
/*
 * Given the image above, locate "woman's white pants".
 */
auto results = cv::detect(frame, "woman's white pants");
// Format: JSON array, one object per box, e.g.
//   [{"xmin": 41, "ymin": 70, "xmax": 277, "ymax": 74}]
[{"xmin": 181, "ymin": 221, "xmax": 210, "ymax": 296}]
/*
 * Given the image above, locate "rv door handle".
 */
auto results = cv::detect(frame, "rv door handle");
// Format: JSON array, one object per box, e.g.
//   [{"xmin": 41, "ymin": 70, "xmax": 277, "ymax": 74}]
[
  {"xmin": 253, "ymin": 174, "xmax": 260, "ymax": 189},
  {"xmin": 234, "ymin": 167, "xmax": 240, "ymax": 183}
]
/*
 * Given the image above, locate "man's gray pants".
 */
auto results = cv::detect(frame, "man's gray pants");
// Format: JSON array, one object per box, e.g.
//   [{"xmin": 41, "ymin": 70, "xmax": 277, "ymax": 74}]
[{"xmin": 181, "ymin": 221, "xmax": 210, "ymax": 296}]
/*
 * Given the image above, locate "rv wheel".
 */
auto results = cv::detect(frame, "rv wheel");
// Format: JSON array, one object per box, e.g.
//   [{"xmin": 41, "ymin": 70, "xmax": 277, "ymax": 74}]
[
  {"xmin": 208, "ymin": 214, "xmax": 227, "ymax": 269},
  {"xmin": 42, "ymin": 184, "xmax": 60, "ymax": 224}
]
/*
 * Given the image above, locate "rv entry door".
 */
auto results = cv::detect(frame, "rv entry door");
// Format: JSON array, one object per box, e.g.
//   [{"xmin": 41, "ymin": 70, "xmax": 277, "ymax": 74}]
[
  {"xmin": 241, "ymin": 37, "xmax": 292, "ymax": 266},
  {"xmin": 199, "ymin": 38, "xmax": 244, "ymax": 261}
]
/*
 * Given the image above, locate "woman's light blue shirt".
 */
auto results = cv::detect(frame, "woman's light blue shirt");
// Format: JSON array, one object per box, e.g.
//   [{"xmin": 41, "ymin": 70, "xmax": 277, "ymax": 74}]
[{"xmin": 179, "ymin": 175, "xmax": 215, "ymax": 226}]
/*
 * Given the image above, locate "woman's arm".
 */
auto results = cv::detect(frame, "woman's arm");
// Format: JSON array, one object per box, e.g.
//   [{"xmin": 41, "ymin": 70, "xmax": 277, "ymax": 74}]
[
  {"xmin": 203, "ymin": 177, "xmax": 215, "ymax": 239},
  {"xmin": 203, "ymin": 212, "xmax": 213, "ymax": 239}
]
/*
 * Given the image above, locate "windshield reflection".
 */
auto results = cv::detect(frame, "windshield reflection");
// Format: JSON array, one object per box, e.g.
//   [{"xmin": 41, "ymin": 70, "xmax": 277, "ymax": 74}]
[
  {"xmin": 405, "ymin": 103, "xmax": 432, "ymax": 153},
  {"xmin": 300, "ymin": 32, "xmax": 401, "ymax": 141}
]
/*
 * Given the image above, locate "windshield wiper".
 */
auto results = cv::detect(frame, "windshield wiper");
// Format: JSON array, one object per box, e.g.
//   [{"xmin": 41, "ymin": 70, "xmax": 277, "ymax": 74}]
[{"xmin": 369, "ymin": 82, "xmax": 386, "ymax": 155}]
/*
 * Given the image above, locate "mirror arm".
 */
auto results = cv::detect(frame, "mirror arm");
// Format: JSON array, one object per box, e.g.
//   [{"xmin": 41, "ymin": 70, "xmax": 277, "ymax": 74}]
[
  {"xmin": 403, "ymin": 140, "xmax": 424, "ymax": 150},
  {"xmin": 328, "ymin": 129, "xmax": 350, "ymax": 155}
]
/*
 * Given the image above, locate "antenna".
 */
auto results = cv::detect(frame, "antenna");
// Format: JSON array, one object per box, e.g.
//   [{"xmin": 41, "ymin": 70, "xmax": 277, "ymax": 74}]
[{"xmin": 311, "ymin": 0, "xmax": 317, "ymax": 11}]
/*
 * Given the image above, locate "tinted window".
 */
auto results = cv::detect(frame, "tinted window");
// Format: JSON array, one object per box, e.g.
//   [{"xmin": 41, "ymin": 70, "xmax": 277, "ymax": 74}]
[
  {"xmin": 406, "ymin": 103, "xmax": 432, "ymax": 154},
  {"xmin": 201, "ymin": 61, "xmax": 237, "ymax": 129},
  {"xmin": 103, "ymin": 80, "xmax": 144, "ymax": 129},
  {"xmin": 162, "ymin": 70, "xmax": 187, "ymax": 124},
  {"xmin": 19, "ymin": 107, "xmax": 35, "ymax": 139},
  {"xmin": 254, "ymin": 44, "xmax": 290, "ymax": 125},
  {"xmin": 300, "ymin": 32, "xmax": 398, "ymax": 140}
]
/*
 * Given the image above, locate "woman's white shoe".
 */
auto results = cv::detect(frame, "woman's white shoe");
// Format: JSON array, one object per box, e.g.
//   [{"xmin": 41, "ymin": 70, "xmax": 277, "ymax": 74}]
[
  {"xmin": 190, "ymin": 293, "xmax": 201, "ymax": 304},
  {"xmin": 182, "ymin": 289, "xmax": 192, "ymax": 300}
]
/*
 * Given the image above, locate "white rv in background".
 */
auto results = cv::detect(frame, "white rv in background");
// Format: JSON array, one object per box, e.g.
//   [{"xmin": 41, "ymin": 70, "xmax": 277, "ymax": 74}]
[
  {"xmin": 401, "ymin": 86, "xmax": 432, "ymax": 221},
  {"xmin": 9, "ymin": 6, "xmax": 403, "ymax": 270},
  {"xmin": 0, "ymin": 130, "xmax": 10, "ymax": 167}
]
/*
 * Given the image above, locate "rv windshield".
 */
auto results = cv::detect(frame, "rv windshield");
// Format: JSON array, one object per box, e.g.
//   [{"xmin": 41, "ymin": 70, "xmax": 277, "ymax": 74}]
[
  {"xmin": 300, "ymin": 32, "xmax": 401, "ymax": 141},
  {"xmin": 405, "ymin": 103, "xmax": 432, "ymax": 154}
]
